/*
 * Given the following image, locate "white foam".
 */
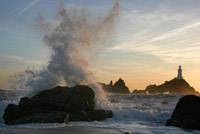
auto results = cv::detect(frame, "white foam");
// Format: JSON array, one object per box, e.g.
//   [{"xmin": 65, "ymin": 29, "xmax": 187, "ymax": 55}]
[
  {"xmin": 0, "ymin": 122, "xmax": 69, "ymax": 129},
  {"xmin": 0, "ymin": 94, "xmax": 199, "ymax": 134},
  {"xmin": 108, "ymin": 94, "xmax": 181, "ymax": 123}
]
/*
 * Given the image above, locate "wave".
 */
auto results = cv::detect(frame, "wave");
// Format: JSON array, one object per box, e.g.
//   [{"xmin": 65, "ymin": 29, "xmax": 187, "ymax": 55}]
[
  {"xmin": 9, "ymin": 1, "xmax": 119, "ymax": 110},
  {"xmin": 108, "ymin": 94, "xmax": 182, "ymax": 123},
  {"xmin": 0, "ymin": 94, "xmax": 182, "ymax": 130}
]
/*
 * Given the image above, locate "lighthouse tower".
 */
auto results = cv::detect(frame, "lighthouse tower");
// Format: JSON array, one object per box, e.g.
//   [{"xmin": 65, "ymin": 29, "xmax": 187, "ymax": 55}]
[{"xmin": 177, "ymin": 65, "xmax": 183, "ymax": 79}]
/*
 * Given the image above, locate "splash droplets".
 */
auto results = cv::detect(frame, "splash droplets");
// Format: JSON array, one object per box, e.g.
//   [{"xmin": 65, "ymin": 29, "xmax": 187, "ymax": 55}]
[{"xmin": 10, "ymin": 1, "xmax": 119, "ymax": 108}]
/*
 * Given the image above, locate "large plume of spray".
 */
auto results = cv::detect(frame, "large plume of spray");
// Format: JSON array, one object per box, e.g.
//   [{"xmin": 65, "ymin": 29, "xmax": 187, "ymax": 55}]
[{"xmin": 10, "ymin": 1, "xmax": 119, "ymax": 109}]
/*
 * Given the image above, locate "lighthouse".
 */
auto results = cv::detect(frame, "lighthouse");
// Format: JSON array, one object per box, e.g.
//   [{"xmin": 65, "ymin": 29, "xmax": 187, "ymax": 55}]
[{"xmin": 177, "ymin": 65, "xmax": 183, "ymax": 79}]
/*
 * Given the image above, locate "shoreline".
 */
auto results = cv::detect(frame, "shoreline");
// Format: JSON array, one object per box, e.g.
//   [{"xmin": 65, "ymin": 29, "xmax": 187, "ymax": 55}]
[{"xmin": 0, "ymin": 125, "xmax": 122, "ymax": 134}]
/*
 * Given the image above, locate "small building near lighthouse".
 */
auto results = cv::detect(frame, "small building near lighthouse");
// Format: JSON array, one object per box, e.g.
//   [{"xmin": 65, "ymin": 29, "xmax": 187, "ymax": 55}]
[{"xmin": 176, "ymin": 65, "xmax": 183, "ymax": 79}]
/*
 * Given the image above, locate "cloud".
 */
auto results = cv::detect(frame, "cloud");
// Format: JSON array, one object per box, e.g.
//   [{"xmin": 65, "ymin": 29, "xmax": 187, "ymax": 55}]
[
  {"xmin": 109, "ymin": 6, "xmax": 200, "ymax": 63},
  {"xmin": 19, "ymin": 0, "xmax": 43, "ymax": 15},
  {"xmin": 148, "ymin": 22, "xmax": 200, "ymax": 43}
]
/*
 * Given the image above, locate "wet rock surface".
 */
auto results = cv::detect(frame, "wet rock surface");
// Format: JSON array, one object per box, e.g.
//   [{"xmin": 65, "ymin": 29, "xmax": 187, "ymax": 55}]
[
  {"xmin": 166, "ymin": 95, "xmax": 200, "ymax": 130},
  {"xmin": 3, "ymin": 85, "xmax": 112, "ymax": 124}
]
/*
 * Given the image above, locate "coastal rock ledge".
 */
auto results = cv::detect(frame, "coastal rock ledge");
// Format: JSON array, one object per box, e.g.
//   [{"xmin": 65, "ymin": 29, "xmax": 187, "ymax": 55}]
[
  {"xmin": 166, "ymin": 95, "xmax": 200, "ymax": 130},
  {"xmin": 3, "ymin": 85, "xmax": 112, "ymax": 125}
]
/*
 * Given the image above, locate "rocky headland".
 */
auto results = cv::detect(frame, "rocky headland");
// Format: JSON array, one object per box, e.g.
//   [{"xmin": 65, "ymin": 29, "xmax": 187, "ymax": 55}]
[{"xmin": 3, "ymin": 85, "xmax": 112, "ymax": 124}]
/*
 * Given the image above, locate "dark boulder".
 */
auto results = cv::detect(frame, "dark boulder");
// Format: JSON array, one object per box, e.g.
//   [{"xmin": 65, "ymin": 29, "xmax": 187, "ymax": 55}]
[
  {"xmin": 3, "ymin": 85, "xmax": 112, "ymax": 124},
  {"xmin": 90, "ymin": 110, "xmax": 112, "ymax": 121},
  {"xmin": 166, "ymin": 95, "xmax": 200, "ymax": 130},
  {"xmin": 18, "ymin": 97, "xmax": 30, "ymax": 107},
  {"xmin": 3, "ymin": 104, "xmax": 23, "ymax": 122}
]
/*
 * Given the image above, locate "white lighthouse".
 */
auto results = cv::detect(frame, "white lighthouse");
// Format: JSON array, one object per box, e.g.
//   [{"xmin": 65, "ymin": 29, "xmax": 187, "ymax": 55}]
[{"xmin": 177, "ymin": 65, "xmax": 183, "ymax": 79}]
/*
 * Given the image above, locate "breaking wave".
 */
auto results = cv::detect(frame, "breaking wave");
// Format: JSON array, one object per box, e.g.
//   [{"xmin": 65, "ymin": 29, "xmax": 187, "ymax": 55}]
[{"xmin": 9, "ymin": 1, "xmax": 119, "ymax": 109}]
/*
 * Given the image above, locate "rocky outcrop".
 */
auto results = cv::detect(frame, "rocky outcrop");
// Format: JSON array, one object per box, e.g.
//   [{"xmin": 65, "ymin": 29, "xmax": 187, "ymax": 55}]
[
  {"xmin": 132, "ymin": 89, "xmax": 147, "ymax": 94},
  {"xmin": 3, "ymin": 85, "xmax": 112, "ymax": 125},
  {"xmin": 166, "ymin": 95, "xmax": 200, "ymax": 130},
  {"xmin": 133, "ymin": 78, "xmax": 199, "ymax": 95},
  {"xmin": 100, "ymin": 78, "xmax": 130, "ymax": 94}
]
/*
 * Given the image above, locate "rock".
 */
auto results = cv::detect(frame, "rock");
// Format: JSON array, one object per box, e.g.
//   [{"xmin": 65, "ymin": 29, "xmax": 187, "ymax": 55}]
[
  {"xmin": 99, "ymin": 78, "xmax": 130, "ymax": 94},
  {"xmin": 3, "ymin": 85, "xmax": 112, "ymax": 124},
  {"xmin": 133, "ymin": 78, "xmax": 199, "ymax": 95},
  {"xmin": 19, "ymin": 97, "xmax": 30, "ymax": 107},
  {"xmin": 166, "ymin": 95, "xmax": 200, "ymax": 130},
  {"xmin": 3, "ymin": 104, "xmax": 23, "ymax": 122},
  {"xmin": 132, "ymin": 89, "xmax": 147, "ymax": 94},
  {"xmin": 90, "ymin": 110, "xmax": 112, "ymax": 121},
  {"xmin": 112, "ymin": 78, "xmax": 130, "ymax": 94}
]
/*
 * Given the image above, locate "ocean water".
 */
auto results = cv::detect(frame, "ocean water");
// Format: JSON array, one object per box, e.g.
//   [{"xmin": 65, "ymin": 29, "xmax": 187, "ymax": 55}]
[{"xmin": 0, "ymin": 93, "xmax": 200, "ymax": 134}]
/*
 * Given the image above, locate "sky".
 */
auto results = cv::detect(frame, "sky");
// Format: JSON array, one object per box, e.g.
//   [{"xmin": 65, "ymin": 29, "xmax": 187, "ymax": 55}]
[{"xmin": 1, "ymin": 0, "xmax": 200, "ymax": 92}]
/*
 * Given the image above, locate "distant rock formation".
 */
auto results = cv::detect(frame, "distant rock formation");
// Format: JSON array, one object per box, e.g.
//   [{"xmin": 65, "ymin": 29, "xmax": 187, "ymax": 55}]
[
  {"xmin": 3, "ymin": 85, "xmax": 112, "ymax": 124},
  {"xmin": 132, "ymin": 89, "xmax": 147, "ymax": 94},
  {"xmin": 132, "ymin": 78, "xmax": 199, "ymax": 95},
  {"xmin": 166, "ymin": 95, "xmax": 200, "ymax": 130},
  {"xmin": 100, "ymin": 78, "xmax": 130, "ymax": 94}
]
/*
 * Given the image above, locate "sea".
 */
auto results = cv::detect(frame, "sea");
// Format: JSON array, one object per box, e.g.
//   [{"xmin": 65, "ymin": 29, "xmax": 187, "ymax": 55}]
[{"xmin": 0, "ymin": 92, "xmax": 200, "ymax": 134}]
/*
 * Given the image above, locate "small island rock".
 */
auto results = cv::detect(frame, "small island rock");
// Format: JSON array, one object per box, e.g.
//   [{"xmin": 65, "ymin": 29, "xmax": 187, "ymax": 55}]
[
  {"xmin": 100, "ymin": 78, "xmax": 130, "ymax": 94},
  {"xmin": 133, "ymin": 78, "xmax": 199, "ymax": 95}
]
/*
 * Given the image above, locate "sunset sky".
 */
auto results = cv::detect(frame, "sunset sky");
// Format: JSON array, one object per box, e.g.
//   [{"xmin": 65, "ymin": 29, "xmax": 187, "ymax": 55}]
[{"xmin": 1, "ymin": 0, "xmax": 200, "ymax": 92}]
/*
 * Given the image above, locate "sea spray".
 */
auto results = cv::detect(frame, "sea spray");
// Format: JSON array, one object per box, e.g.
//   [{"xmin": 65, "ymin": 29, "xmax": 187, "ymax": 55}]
[{"xmin": 9, "ymin": 1, "xmax": 119, "ymax": 109}]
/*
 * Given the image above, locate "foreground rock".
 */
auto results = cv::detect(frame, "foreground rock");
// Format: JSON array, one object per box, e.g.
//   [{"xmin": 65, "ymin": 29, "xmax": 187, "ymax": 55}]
[
  {"xmin": 166, "ymin": 95, "xmax": 200, "ymax": 130},
  {"xmin": 99, "ymin": 78, "xmax": 130, "ymax": 94},
  {"xmin": 3, "ymin": 85, "xmax": 112, "ymax": 125},
  {"xmin": 133, "ymin": 78, "xmax": 199, "ymax": 95}
]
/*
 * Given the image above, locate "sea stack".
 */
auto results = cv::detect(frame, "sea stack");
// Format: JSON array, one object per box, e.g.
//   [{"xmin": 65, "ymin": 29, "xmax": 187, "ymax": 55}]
[{"xmin": 99, "ymin": 78, "xmax": 130, "ymax": 94}]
